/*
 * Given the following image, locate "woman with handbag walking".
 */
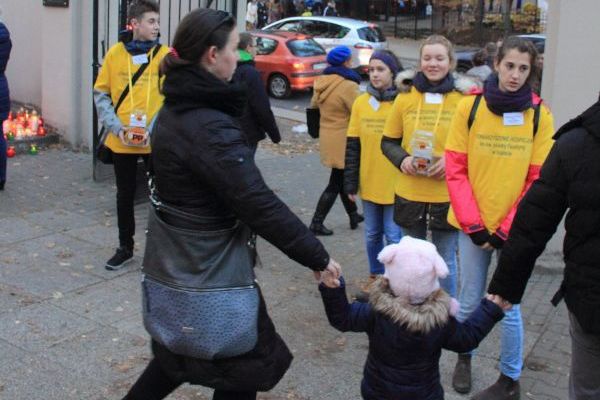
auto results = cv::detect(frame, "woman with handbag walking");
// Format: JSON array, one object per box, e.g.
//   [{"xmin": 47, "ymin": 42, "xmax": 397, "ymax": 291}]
[
  {"xmin": 308, "ymin": 45, "xmax": 362, "ymax": 236},
  {"xmin": 122, "ymin": 8, "xmax": 340, "ymax": 400}
]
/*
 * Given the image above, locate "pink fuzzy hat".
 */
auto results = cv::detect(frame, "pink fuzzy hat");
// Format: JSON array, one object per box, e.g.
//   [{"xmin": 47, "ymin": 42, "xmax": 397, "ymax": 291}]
[{"xmin": 377, "ymin": 236, "xmax": 460, "ymax": 315}]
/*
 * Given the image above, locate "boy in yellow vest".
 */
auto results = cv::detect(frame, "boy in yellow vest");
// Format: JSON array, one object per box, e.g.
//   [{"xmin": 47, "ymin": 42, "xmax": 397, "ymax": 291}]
[{"xmin": 94, "ymin": 0, "xmax": 168, "ymax": 270}]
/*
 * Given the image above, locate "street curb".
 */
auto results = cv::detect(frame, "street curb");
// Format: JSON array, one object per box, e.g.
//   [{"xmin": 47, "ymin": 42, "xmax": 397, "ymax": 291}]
[{"xmin": 273, "ymin": 106, "xmax": 306, "ymax": 123}]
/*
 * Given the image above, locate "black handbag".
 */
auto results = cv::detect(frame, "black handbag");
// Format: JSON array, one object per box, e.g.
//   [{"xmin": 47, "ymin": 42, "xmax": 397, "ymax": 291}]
[
  {"xmin": 95, "ymin": 45, "xmax": 162, "ymax": 165},
  {"xmin": 306, "ymin": 107, "xmax": 320, "ymax": 139},
  {"xmin": 141, "ymin": 175, "xmax": 260, "ymax": 360}
]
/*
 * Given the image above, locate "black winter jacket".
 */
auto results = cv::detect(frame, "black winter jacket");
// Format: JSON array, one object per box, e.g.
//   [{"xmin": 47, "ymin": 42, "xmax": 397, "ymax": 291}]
[
  {"xmin": 489, "ymin": 100, "xmax": 600, "ymax": 334},
  {"xmin": 150, "ymin": 65, "xmax": 329, "ymax": 390},
  {"xmin": 320, "ymin": 278, "xmax": 503, "ymax": 400},
  {"xmin": 233, "ymin": 60, "xmax": 281, "ymax": 146},
  {"xmin": 0, "ymin": 22, "xmax": 11, "ymax": 118}
]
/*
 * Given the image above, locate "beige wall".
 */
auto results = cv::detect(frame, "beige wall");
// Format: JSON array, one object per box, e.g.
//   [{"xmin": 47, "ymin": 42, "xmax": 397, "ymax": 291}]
[
  {"xmin": 543, "ymin": 0, "xmax": 600, "ymax": 127},
  {"xmin": 539, "ymin": 0, "xmax": 600, "ymax": 253},
  {"xmin": 2, "ymin": 1, "xmax": 43, "ymax": 106}
]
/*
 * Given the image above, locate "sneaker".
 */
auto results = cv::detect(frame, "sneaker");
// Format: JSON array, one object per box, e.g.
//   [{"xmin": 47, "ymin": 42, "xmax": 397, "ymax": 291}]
[
  {"xmin": 105, "ymin": 247, "xmax": 133, "ymax": 270},
  {"xmin": 0, "ymin": 180, "xmax": 4, "ymax": 191}
]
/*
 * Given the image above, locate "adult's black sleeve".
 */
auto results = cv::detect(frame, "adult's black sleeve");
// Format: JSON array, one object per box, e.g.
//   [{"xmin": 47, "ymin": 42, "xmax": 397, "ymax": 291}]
[
  {"xmin": 186, "ymin": 117, "xmax": 328, "ymax": 271},
  {"xmin": 247, "ymin": 67, "xmax": 281, "ymax": 144},
  {"xmin": 488, "ymin": 141, "xmax": 569, "ymax": 304}
]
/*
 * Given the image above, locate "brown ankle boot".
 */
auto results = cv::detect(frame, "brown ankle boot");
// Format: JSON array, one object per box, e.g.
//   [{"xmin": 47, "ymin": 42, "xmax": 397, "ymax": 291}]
[
  {"xmin": 354, "ymin": 275, "xmax": 378, "ymax": 302},
  {"xmin": 452, "ymin": 354, "xmax": 472, "ymax": 394},
  {"xmin": 471, "ymin": 373, "xmax": 520, "ymax": 400}
]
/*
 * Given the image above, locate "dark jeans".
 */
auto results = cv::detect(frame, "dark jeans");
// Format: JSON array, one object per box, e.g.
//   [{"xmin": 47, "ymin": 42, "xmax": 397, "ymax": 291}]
[
  {"xmin": 123, "ymin": 358, "xmax": 257, "ymax": 400},
  {"xmin": 0, "ymin": 111, "xmax": 7, "ymax": 183},
  {"xmin": 112, "ymin": 153, "xmax": 149, "ymax": 250}
]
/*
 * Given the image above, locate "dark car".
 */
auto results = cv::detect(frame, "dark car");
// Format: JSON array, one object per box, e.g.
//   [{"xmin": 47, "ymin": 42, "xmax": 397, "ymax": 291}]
[{"xmin": 455, "ymin": 34, "xmax": 546, "ymax": 73}]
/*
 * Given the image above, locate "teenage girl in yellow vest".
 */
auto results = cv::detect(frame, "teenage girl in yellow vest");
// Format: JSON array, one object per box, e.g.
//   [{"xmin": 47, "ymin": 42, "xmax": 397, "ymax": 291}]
[
  {"xmin": 343, "ymin": 50, "xmax": 403, "ymax": 299},
  {"xmin": 381, "ymin": 35, "xmax": 479, "ymax": 298},
  {"xmin": 445, "ymin": 36, "xmax": 554, "ymax": 399}
]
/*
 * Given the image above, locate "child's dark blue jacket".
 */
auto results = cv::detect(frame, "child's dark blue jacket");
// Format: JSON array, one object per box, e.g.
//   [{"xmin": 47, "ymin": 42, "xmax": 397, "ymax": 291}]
[{"xmin": 319, "ymin": 277, "xmax": 504, "ymax": 400}]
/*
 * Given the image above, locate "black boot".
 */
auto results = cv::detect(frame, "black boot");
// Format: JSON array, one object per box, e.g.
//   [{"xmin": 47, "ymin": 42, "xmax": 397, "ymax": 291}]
[
  {"xmin": 339, "ymin": 192, "xmax": 363, "ymax": 229},
  {"xmin": 471, "ymin": 373, "xmax": 520, "ymax": 400},
  {"xmin": 452, "ymin": 353, "xmax": 472, "ymax": 394},
  {"xmin": 309, "ymin": 191, "xmax": 337, "ymax": 236}
]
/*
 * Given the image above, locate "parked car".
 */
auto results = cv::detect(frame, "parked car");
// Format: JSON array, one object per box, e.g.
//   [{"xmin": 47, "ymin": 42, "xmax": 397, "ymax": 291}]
[
  {"xmin": 251, "ymin": 30, "xmax": 328, "ymax": 99},
  {"xmin": 455, "ymin": 33, "xmax": 546, "ymax": 73},
  {"xmin": 263, "ymin": 16, "xmax": 387, "ymax": 73}
]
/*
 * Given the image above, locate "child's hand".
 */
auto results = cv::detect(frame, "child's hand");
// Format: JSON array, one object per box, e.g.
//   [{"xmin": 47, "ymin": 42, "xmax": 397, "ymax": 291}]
[
  {"xmin": 320, "ymin": 269, "xmax": 341, "ymax": 288},
  {"xmin": 486, "ymin": 294, "xmax": 512, "ymax": 311}
]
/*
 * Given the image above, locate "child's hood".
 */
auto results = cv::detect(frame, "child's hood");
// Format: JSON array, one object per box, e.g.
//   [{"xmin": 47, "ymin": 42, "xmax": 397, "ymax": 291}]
[{"xmin": 369, "ymin": 277, "xmax": 455, "ymax": 334}]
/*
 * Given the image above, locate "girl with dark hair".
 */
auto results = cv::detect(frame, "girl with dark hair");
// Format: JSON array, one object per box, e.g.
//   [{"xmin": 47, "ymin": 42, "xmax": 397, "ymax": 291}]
[
  {"xmin": 446, "ymin": 36, "xmax": 554, "ymax": 399},
  {"xmin": 122, "ymin": 8, "xmax": 339, "ymax": 400}
]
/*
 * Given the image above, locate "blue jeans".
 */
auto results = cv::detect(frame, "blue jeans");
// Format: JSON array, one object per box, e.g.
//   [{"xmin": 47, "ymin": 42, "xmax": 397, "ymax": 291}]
[
  {"xmin": 363, "ymin": 200, "xmax": 403, "ymax": 275},
  {"xmin": 456, "ymin": 231, "xmax": 523, "ymax": 380},
  {"xmin": 402, "ymin": 222, "xmax": 458, "ymax": 298}
]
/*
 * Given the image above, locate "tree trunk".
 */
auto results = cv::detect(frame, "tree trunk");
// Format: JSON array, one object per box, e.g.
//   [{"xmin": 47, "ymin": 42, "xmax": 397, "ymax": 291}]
[
  {"xmin": 475, "ymin": 0, "xmax": 485, "ymax": 45},
  {"xmin": 502, "ymin": 0, "xmax": 513, "ymax": 36}
]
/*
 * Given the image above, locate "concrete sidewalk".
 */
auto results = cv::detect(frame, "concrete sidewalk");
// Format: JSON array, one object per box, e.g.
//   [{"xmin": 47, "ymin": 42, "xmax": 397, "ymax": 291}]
[{"xmin": 0, "ymin": 118, "xmax": 569, "ymax": 399}]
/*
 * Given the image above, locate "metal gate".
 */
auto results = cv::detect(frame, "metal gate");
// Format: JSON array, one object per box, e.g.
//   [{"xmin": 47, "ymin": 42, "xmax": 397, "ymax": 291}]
[{"xmin": 92, "ymin": 0, "xmax": 239, "ymax": 180}]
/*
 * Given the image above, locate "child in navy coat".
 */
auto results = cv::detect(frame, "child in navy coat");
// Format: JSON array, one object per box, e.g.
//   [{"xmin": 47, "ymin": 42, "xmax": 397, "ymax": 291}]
[{"xmin": 319, "ymin": 236, "xmax": 507, "ymax": 400}]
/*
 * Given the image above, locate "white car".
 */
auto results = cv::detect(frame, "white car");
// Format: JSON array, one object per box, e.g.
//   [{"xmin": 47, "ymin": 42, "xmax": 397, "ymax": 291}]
[{"xmin": 263, "ymin": 16, "xmax": 388, "ymax": 73}]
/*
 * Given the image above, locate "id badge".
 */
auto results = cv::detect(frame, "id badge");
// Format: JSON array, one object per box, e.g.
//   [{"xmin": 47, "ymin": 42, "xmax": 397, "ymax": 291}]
[
  {"xmin": 503, "ymin": 112, "xmax": 524, "ymax": 126},
  {"xmin": 132, "ymin": 54, "xmax": 149, "ymax": 65}
]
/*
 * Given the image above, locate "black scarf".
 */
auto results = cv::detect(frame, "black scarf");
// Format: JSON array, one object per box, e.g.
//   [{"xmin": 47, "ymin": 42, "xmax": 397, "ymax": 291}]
[
  {"xmin": 412, "ymin": 71, "xmax": 455, "ymax": 94},
  {"xmin": 366, "ymin": 83, "xmax": 398, "ymax": 102},
  {"xmin": 124, "ymin": 39, "xmax": 159, "ymax": 55},
  {"xmin": 323, "ymin": 65, "xmax": 362, "ymax": 84},
  {"xmin": 162, "ymin": 65, "xmax": 247, "ymax": 117},
  {"xmin": 483, "ymin": 73, "xmax": 532, "ymax": 116}
]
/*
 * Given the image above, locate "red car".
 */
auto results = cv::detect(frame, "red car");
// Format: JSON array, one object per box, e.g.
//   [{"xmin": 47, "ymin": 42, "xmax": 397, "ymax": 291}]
[{"xmin": 251, "ymin": 30, "xmax": 328, "ymax": 99}]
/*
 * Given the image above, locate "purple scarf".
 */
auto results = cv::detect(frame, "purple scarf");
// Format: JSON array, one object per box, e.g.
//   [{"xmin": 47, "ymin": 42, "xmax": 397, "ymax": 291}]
[
  {"xmin": 412, "ymin": 71, "xmax": 455, "ymax": 94},
  {"xmin": 483, "ymin": 73, "xmax": 532, "ymax": 116}
]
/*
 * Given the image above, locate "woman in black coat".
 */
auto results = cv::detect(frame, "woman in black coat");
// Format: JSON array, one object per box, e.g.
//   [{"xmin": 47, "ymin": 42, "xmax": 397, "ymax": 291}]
[
  {"xmin": 0, "ymin": 20, "xmax": 11, "ymax": 190},
  {"xmin": 122, "ymin": 9, "xmax": 340, "ymax": 400}
]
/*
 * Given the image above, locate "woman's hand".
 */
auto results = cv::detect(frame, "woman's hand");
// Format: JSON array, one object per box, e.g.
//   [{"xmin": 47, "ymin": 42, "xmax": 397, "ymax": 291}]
[
  {"xmin": 400, "ymin": 156, "xmax": 418, "ymax": 176},
  {"xmin": 428, "ymin": 156, "xmax": 446, "ymax": 180},
  {"xmin": 314, "ymin": 258, "xmax": 342, "ymax": 288},
  {"xmin": 118, "ymin": 128, "xmax": 128, "ymax": 145},
  {"xmin": 486, "ymin": 294, "xmax": 512, "ymax": 311},
  {"xmin": 347, "ymin": 194, "xmax": 357, "ymax": 203}
]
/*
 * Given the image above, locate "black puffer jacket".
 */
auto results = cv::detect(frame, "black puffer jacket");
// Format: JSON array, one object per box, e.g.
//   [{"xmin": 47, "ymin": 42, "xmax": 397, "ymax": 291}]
[
  {"xmin": 0, "ymin": 22, "xmax": 11, "ymax": 118},
  {"xmin": 233, "ymin": 60, "xmax": 281, "ymax": 146},
  {"xmin": 150, "ymin": 64, "xmax": 329, "ymax": 390},
  {"xmin": 489, "ymin": 100, "xmax": 600, "ymax": 334}
]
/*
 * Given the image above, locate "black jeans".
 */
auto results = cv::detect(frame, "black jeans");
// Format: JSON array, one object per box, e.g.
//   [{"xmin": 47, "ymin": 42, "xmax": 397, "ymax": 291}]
[
  {"xmin": 311, "ymin": 168, "xmax": 357, "ymax": 224},
  {"xmin": 112, "ymin": 153, "xmax": 149, "ymax": 250},
  {"xmin": 123, "ymin": 358, "xmax": 257, "ymax": 400}
]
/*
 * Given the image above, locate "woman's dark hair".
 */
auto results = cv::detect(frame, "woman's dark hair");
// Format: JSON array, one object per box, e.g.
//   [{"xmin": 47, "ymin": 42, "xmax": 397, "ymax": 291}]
[
  {"xmin": 496, "ymin": 36, "xmax": 539, "ymax": 84},
  {"xmin": 160, "ymin": 9, "xmax": 236, "ymax": 75},
  {"xmin": 472, "ymin": 48, "xmax": 488, "ymax": 66}
]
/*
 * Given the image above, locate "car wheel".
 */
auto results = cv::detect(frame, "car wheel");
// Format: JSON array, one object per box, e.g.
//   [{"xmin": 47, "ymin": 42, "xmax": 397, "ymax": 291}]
[{"xmin": 268, "ymin": 74, "xmax": 291, "ymax": 99}]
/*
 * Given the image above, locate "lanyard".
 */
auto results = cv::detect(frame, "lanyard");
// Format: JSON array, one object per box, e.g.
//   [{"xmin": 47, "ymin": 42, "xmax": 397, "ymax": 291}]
[
  {"xmin": 414, "ymin": 93, "xmax": 445, "ymax": 134},
  {"xmin": 127, "ymin": 48, "xmax": 154, "ymax": 113}
]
